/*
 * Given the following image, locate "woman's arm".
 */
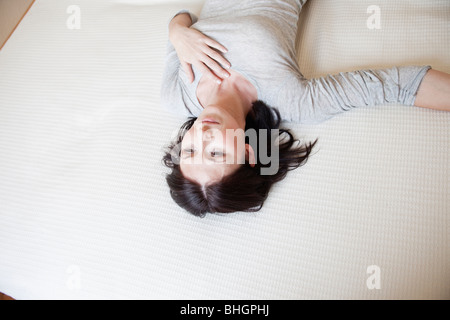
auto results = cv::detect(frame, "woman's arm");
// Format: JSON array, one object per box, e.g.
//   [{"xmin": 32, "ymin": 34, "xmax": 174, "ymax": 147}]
[
  {"xmin": 279, "ymin": 66, "xmax": 435, "ymax": 123},
  {"xmin": 414, "ymin": 69, "xmax": 450, "ymax": 112},
  {"xmin": 169, "ymin": 13, "xmax": 231, "ymax": 84}
]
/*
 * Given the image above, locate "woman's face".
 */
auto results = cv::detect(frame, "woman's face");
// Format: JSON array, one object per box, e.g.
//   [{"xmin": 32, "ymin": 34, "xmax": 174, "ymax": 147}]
[{"xmin": 179, "ymin": 105, "xmax": 252, "ymax": 186}]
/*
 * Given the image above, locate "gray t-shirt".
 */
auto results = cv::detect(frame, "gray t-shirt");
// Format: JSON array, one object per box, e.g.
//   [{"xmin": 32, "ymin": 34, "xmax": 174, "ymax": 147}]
[{"xmin": 160, "ymin": 0, "xmax": 430, "ymax": 123}]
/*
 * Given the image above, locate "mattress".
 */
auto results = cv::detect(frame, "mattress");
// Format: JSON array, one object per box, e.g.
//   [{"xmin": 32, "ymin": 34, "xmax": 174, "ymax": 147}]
[{"xmin": 0, "ymin": 0, "xmax": 448, "ymax": 300}]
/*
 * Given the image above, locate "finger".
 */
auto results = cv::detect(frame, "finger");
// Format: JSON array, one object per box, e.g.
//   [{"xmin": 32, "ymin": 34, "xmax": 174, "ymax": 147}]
[
  {"xmin": 181, "ymin": 61, "xmax": 195, "ymax": 83},
  {"xmin": 196, "ymin": 62, "xmax": 223, "ymax": 85},
  {"xmin": 205, "ymin": 47, "xmax": 231, "ymax": 70},
  {"xmin": 200, "ymin": 54, "xmax": 230, "ymax": 79},
  {"xmin": 204, "ymin": 38, "xmax": 228, "ymax": 54},
  {"xmin": 199, "ymin": 54, "xmax": 230, "ymax": 79}
]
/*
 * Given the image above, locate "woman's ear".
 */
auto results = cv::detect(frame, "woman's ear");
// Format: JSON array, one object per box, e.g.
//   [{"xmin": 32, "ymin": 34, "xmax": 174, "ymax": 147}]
[{"xmin": 245, "ymin": 144, "xmax": 256, "ymax": 167}]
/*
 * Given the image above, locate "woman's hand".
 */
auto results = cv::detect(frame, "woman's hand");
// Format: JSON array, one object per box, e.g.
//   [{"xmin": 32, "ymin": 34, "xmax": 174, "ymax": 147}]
[{"xmin": 169, "ymin": 14, "xmax": 231, "ymax": 84}]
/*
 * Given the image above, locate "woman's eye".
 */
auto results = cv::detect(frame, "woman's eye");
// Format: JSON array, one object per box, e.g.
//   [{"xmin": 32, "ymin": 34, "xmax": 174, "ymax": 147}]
[
  {"xmin": 211, "ymin": 151, "xmax": 224, "ymax": 157},
  {"xmin": 183, "ymin": 148, "xmax": 195, "ymax": 154}
]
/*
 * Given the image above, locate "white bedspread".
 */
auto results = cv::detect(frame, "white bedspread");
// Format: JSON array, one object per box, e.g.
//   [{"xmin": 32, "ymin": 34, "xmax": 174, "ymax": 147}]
[{"xmin": 0, "ymin": 0, "xmax": 448, "ymax": 299}]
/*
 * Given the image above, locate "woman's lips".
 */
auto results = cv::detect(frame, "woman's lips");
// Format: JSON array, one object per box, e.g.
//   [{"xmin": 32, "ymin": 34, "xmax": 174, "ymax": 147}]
[{"xmin": 201, "ymin": 119, "xmax": 220, "ymax": 124}]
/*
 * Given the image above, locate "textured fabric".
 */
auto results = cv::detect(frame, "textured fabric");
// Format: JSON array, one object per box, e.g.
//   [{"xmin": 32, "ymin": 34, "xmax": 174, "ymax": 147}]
[
  {"xmin": 0, "ymin": 0, "xmax": 448, "ymax": 300},
  {"xmin": 161, "ymin": 0, "xmax": 430, "ymax": 123}
]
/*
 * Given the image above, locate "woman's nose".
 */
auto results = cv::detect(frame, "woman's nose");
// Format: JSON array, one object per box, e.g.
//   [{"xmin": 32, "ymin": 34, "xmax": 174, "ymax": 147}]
[
  {"xmin": 202, "ymin": 127, "xmax": 212, "ymax": 140},
  {"xmin": 195, "ymin": 122, "xmax": 213, "ymax": 138}
]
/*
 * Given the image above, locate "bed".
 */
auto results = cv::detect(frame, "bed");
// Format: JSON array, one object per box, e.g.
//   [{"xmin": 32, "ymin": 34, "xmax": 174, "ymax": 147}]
[{"xmin": 0, "ymin": 0, "xmax": 448, "ymax": 300}]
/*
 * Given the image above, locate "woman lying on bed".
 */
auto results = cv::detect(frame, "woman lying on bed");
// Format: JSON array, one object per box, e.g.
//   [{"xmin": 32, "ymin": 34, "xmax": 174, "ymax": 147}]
[{"xmin": 160, "ymin": 0, "xmax": 450, "ymax": 217}]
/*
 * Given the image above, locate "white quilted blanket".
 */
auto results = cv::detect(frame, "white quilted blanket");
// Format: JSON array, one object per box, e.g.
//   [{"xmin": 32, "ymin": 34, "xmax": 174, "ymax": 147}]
[{"xmin": 0, "ymin": 0, "xmax": 448, "ymax": 299}]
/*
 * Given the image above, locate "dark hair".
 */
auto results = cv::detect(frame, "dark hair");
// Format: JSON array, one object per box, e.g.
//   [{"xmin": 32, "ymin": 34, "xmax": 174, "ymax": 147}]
[{"xmin": 162, "ymin": 100, "xmax": 317, "ymax": 217}]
